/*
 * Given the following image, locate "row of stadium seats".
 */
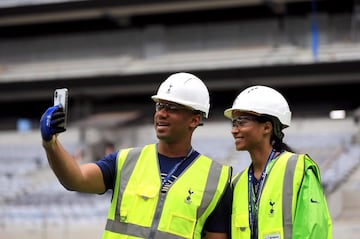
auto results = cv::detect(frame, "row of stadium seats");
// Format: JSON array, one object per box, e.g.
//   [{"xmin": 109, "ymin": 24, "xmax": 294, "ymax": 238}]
[{"xmin": 0, "ymin": 118, "xmax": 359, "ymax": 227}]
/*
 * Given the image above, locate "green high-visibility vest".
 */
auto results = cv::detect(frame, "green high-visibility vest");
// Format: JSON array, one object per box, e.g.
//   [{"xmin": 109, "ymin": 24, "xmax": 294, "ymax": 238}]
[
  {"xmin": 231, "ymin": 152, "xmax": 332, "ymax": 239},
  {"xmin": 103, "ymin": 144, "xmax": 231, "ymax": 239}
]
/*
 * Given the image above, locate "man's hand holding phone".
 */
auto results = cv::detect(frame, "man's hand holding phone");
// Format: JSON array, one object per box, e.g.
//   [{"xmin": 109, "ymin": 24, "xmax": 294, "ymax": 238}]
[{"xmin": 40, "ymin": 88, "xmax": 68, "ymax": 142}]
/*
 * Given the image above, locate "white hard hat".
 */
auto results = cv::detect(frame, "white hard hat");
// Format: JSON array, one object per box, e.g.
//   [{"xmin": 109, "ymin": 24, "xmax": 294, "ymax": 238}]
[
  {"xmin": 224, "ymin": 85, "xmax": 291, "ymax": 127},
  {"xmin": 152, "ymin": 72, "xmax": 210, "ymax": 118}
]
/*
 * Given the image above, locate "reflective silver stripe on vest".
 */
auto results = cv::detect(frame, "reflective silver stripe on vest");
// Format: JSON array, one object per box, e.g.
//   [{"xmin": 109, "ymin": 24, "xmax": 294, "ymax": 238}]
[
  {"xmin": 282, "ymin": 154, "xmax": 299, "ymax": 239},
  {"xmin": 106, "ymin": 147, "xmax": 226, "ymax": 239},
  {"xmin": 106, "ymin": 219, "xmax": 184, "ymax": 239},
  {"xmin": 117, "ymin": 147, "xmax": 142, "ymax": 222},
  {"xmin": 197, "ymin": 160, "xmax": 224, "ymax": 218},
  {"xmin": 149, "ymin": 191, "xmax": 166, "ymax": 239},
  {"xmin": 106, "ymin": 147, "xmax": 148, "ymax": 237}
]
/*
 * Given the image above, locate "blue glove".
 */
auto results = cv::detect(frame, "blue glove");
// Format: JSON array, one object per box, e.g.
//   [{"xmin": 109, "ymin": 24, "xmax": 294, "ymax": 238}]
[{"xmin": 40, "ymin": 105, "xmax": 66, "ymax": 141}]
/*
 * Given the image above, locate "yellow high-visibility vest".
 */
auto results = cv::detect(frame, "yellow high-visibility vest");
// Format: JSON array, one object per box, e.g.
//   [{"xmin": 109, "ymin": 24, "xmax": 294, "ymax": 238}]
[
  {"xmin": 232, "ymin": 152, "xmax": 305, "ymax": 239},
  {"xmin": 103, "ymin": 144, "xmax": 231, "ymax": 239}
]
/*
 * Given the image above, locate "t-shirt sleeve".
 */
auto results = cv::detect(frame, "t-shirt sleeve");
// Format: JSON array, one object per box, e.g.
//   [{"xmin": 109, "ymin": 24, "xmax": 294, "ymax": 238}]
[
  {"xmin": 203, "ymin": 182, "xmax": 232, "ymax": 233},
  {"xmin": 94, "ymin": 151, "xmax": 118, "ymax": 191}
]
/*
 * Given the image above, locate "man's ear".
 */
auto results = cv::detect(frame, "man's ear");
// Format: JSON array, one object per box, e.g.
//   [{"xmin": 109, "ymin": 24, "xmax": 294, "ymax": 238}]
[{"xmin": 190, "ymin": 114, "xmax": 201, "ymax": 129}]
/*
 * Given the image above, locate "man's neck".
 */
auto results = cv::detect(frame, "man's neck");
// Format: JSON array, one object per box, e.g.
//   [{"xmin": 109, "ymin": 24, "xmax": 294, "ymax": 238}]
[{"xmin": 157, "ymin": 142, "xmax": 192, "ymax": 157}]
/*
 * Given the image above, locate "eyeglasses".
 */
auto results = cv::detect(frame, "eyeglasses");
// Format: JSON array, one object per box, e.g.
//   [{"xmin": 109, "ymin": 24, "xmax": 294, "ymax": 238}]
[
  {"xmin": 155, "ymin": 102, "xmax": 192, "ymax": 113},
  {"xmin": 232, "ymin": 115, "xmax": 264, "ymax": 128}
]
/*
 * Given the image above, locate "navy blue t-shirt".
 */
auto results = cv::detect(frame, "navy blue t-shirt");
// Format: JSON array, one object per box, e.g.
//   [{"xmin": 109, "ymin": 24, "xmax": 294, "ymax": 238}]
[{"xmin": 95, "ymin": 148, "xmax": 231, "ymax": 233}]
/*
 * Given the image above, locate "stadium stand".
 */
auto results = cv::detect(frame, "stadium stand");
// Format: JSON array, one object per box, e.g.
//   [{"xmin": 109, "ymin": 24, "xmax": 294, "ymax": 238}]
[
  {"xmin": 1, "ymin": 117, "xmax": 360, "ymax": 238},
  {"xmin": 1, "ymin": 13, "xmax": 360, "ymax": 82},
  {"xmin": 1, "ymin": 1, "xmax": 360, "ymax": 238},
  {"xmin": 1, "ymin": 117, "xmax": 359, "ymax": 218}
]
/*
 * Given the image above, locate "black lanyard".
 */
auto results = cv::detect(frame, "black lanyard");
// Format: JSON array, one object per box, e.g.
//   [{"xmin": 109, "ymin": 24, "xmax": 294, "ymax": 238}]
[{"xmin": 248, "ymin": 149, "xmax": 276, "ymax": 237}]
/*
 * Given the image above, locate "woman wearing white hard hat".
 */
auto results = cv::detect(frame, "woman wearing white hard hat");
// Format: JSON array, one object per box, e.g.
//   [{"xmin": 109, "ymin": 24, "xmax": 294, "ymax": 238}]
[{"xmin": 225, "ymin": 85, "xmax": 332, "ymax": 239}]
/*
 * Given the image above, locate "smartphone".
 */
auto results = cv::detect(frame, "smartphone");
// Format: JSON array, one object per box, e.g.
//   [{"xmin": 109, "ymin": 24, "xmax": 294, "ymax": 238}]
[{"xmin": 53, "ymin": 88, "xmax": 68, "ymax": 128}]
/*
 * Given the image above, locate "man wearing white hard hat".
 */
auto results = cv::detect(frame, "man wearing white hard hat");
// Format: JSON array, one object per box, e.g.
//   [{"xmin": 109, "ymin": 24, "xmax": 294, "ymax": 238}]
[{"xmin": 40, "ymin": 72, "xmax": 232, "ymax": 239}]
